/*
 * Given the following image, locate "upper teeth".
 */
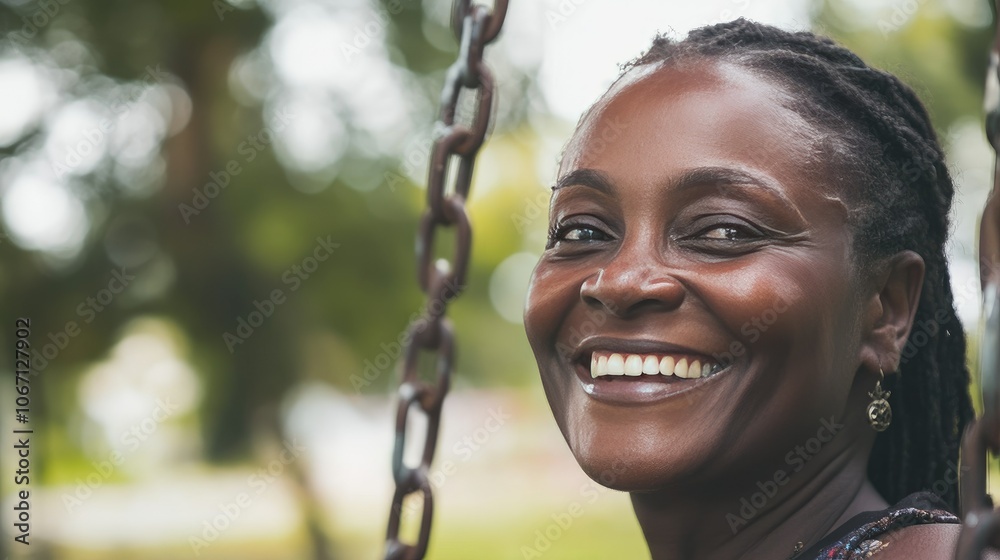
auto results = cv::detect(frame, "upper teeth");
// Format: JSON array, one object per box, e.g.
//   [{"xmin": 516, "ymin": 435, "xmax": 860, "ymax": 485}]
[{"xmin": 590, "ymin": 351, "xmax": 720, "ymax": 379}]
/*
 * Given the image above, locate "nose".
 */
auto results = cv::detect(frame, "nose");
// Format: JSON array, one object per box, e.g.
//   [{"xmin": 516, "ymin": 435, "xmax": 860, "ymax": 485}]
[{"xmin": 579, "ymin": 249, "xmax": 685, "ymax": 318}]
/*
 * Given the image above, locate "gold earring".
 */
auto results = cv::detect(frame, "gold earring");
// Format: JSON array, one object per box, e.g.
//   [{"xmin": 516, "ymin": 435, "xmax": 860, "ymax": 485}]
[{"xmin": 867, "ymin": 363, "xmax": 892, "ymax": 432}]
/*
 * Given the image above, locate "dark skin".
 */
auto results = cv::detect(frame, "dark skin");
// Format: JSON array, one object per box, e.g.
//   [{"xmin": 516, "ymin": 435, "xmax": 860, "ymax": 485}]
[{"xmin": 522, "ymin": 58, "xmax": 954, "ymax": 559}]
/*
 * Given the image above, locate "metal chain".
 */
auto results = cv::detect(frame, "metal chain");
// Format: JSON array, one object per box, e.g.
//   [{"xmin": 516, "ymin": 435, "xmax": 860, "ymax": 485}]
[
  {"xmin": 383, "ymin": 2, "xmax": 508, "ymax": 559},
  {"xmin": 956, "ymin": 1, "xmax": 1000, "ymax": 557}
]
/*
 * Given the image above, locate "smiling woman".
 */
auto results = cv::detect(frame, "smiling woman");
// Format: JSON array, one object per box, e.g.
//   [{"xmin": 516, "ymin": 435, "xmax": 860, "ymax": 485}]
[{"xmin": 523, "ymin": 18, "xmax": 976, "ymax": 560}]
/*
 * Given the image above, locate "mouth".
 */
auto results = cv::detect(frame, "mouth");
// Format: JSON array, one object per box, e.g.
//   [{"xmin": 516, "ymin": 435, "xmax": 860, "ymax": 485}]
[
  {"xmin": 589, "ymin": 351, "xmax": 725, "ymax": 379},
  {"xmin": 568, "ymin": 337, "xmax": 733, "ymax": 405}
]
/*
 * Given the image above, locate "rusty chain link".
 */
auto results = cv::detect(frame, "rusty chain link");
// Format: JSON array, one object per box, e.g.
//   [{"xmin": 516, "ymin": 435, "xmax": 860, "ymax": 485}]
[
  {"xmin": 956, "ymin": 1, "xmax": 1000, "ymax": 558},
  {"xmin": 383, "ymin": 2, "xmax": 508, "ymax": 559}
]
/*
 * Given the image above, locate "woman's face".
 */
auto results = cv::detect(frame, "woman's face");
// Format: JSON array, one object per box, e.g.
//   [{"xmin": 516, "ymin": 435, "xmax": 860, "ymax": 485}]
[{"xmin": 523, "ymin": 59, "xmax": 873, "ymax": 493}]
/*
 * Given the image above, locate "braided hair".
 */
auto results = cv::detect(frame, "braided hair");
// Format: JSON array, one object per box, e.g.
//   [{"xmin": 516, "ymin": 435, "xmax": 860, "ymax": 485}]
[{"xmin": 616, "ymin": 18, "xmax": 973, "ymax": 511}]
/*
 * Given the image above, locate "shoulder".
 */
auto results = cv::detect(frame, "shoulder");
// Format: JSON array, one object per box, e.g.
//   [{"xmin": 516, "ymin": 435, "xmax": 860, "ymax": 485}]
[{"xmin": 875, "ymin": 522, "xmax": 1000, "ymax": 560}]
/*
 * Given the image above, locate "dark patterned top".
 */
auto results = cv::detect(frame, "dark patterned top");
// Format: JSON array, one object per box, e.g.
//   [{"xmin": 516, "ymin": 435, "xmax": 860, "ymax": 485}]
[{"xmin": 797, "ymin": 491, "xmax": 959, "ymax": 559}]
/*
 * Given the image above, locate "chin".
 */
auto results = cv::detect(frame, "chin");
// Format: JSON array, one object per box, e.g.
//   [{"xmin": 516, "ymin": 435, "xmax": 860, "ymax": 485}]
[
  {"xmin": 557, "ymin": 402, "xmax": 712, "ymax": 493},
  {"xmin": 571, "ymin": 442, "xmax": 704, "ymax": 493}
]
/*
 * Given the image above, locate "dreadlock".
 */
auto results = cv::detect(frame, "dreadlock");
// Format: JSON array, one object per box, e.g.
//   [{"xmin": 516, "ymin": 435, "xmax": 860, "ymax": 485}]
[{"xmin": 617, "ymin": 18, "xmax": 973, "ymax": 511}]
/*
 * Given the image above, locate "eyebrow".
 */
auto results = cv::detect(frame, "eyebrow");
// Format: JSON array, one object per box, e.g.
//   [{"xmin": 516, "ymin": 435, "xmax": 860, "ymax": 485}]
[
  {"xmin": 553, "ymin": 168, "xmax": 614, "ymax": 194},
  {"xmin": 553, "ymin": 166, "xmax": 793, "ymax": 206}
]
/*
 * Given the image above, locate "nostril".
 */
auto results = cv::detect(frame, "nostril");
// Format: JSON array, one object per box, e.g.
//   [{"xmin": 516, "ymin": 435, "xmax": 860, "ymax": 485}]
[
  {"xmin": 580, "ymin": 281, "xmax": 621, "ymax": 315},
  {"xmin": 579, "ymin": 271, "xmax": 609, "ymax": 307},
  {"xmin": 580, "ymin": 266, "xmax": 685, "ymax": 317}
]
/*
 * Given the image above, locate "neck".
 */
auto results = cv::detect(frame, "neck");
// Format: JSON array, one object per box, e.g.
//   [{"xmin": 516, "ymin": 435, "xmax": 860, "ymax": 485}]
[{"xmin": 631, "ymin": 444, "xmax": 888, "ymax": 560}]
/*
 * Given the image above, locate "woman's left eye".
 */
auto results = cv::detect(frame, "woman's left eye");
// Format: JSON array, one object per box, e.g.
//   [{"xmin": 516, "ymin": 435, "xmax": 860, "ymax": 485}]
[
  {"xmin": 682, "ymin": 219, "xmax": 770, "ymax": 251},
  {"xmin": 698, "ymin": 224, "xmax": 761, "ymax": 241}
]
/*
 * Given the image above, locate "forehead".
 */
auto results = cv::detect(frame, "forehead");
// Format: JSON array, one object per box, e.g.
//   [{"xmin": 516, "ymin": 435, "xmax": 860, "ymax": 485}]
[{"xmin": 558, "ymin": 59, "xmax": 846, "ymax": 216}]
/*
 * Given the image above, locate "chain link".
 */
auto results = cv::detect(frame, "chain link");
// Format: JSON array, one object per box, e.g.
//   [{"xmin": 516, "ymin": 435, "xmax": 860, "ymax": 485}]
[
  {"xmin": 956, "ymin": 2, "xmax": 1000, "ymax": 557},
  {"xmin": 383, "ymin": 2, "xmax": 508, "ymax": 558}
]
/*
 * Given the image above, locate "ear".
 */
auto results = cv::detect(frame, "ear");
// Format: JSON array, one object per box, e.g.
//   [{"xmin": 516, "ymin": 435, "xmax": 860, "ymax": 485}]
[{"xmin": 858, "ymin": 250, "xmax": 926, "ymax": 375}]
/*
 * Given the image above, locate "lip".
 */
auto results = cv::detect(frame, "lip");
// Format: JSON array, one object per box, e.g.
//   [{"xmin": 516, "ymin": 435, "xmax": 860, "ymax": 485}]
[
  {"xmin": 572, "ymin": 361, "xmax": 733, "ymax": 405},
  {"xmin": 568, "ymin": 335, "xmax": 732, "ymax": 406}
]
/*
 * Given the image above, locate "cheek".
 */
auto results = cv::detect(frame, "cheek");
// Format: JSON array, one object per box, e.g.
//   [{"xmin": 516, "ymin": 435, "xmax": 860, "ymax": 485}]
[
  {"xmin": 523, "ymin": 261, "xmax": 579, "ymax": 445},
  {"xmin": 700, "ymin": 248, "xmax": 848, "ymax": 363},
  {"xmin": 698, "ymin": 250, "xmax": 859, "ymax": 460},
  {"xmin": 523, "ymin": 260, "xmax": 581, "ymax": 353},
  {"xmin": 522, "ymin": 266, "xmax": 549, "ymax": 344}
]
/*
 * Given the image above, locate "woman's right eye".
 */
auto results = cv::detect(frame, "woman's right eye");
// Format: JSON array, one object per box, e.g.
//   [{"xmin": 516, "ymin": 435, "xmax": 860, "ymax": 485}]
[
  {"xmin": 560, "ymin": 226, "xmax": 608, "ymax": 241},
  {"xmin": 547, "ymin": 222, "xmax": 613, "ymax": 249}
]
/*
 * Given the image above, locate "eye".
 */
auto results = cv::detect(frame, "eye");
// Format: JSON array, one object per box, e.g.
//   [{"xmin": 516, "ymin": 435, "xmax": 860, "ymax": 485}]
[
  {"xmin": 680, "ymin": 218, "xmax": 768, "ymax": 254},
  {"xmin": 698, "ymin": 224, "xmax": 761, "ymax": 241},
  {"xmin": 546, "ymin": 221, "xmax": 613, "ymax": 249},
  {"xmin": 561, "ymin": 225, "xmax": 608, "ymax": 241}
]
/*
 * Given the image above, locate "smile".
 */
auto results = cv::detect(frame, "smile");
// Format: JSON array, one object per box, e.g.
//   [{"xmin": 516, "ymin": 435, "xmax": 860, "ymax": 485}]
[
  {"xmin": 590, "ymin": 351, "xmax": 724, "ymax": 379},
  {"xmin": 568, "ymin": 337, "xmax": 734, "ymax": 405}
]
